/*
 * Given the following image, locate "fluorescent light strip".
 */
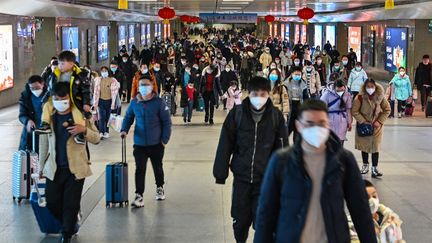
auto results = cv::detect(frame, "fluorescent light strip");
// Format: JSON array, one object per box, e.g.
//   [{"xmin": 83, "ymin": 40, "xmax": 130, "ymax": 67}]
[
  {"xmin": 223, "ymin": 0, "xmax": 253, "ymax": 2},
  {"xmin": 221, "ymin": 2, "xmax": 251, "ymax": 4},
  {"xmin": 129, "ymin": 0, "xmax": 157, "ymax": 2},
  {"xmin": 219, "ymin": 7, "xmax": 244, "ymax": 9}
]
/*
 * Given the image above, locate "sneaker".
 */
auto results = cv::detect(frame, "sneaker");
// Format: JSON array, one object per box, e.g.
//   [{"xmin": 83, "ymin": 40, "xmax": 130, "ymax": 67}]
[
  {"xmin": 360, "ymin": 164, "xmax": 369, "ymax": 174},
  {"xmin": 131, "ymin": 193, "xmax": 144, "ymax": 208},
  {"xmin": 398, "ymin": 112, "xmax": 402, "ymax": 118},
  {"xmin": 372, "ymin": 167, "xmax": 383, "ymax": 178},
  {"xmin": 155, "ymin": 187, "xmax": 166, "ymax": 201},
  {"xmin": 34, "ymin": 123, "xmax": 52, "ymax": 134},
  {"xmin": 103, "ymin": 132, "xmax": 110, "ymax": 139},
  {"xmin": 99, "ymin": 133, "xmax": 104, "ymax": 139},
  {"xmin": 74, "ymin": 134, "xmax": 86, "ymax": 145}
]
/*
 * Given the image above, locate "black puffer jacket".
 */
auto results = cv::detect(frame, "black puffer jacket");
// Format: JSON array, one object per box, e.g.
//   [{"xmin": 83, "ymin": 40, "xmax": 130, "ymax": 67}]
[
  {"xmin": 414, "ymin": 62, "xmax": 432, "ymax": 87},
  {"xmin": 213, "ymin": 98, "xmax": 288, "ymax": 184}
]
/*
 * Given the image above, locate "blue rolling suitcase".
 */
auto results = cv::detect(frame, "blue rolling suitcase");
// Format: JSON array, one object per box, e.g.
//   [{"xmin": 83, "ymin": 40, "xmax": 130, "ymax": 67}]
[
  {"xmin": 30, "ymin": 175, "xmax": 62, "ymax": 234},
  {"xmin": 106, "ymin": 138, "xmax": 128, "ymax": 208}
]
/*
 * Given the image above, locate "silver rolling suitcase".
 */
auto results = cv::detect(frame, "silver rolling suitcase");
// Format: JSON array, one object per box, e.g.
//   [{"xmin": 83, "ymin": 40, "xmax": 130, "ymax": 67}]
[{"xmin": 12, "ymin": 131, "xmax": 38, "ymax": 203}]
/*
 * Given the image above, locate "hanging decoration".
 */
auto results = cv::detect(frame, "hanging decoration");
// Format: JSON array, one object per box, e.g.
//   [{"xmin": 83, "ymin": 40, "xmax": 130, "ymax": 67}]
[
  {"xmin": 190, "ymin": 16, "xmax": 200, "ymax": 24},
  {"xmin": 180, "ymin": 15, "xmax": 191, "ymax": 24},
  {"xmin": 264, "ymin": 15, "xmax": 275, "ymax": 25},
  {"xmin": 118, "ymin": 0, "xmax": 128, "ymax": 10},
  {"xmin": 158, "ymin": 7, "xmax": 176, "ymax": 24},
  {"xmin": 297, "ymin": 7, "xmax": 315, "ymax": 25},
  {"xmin": 385, "ymin": 0, "xmax": 395, "ymax": 10}
]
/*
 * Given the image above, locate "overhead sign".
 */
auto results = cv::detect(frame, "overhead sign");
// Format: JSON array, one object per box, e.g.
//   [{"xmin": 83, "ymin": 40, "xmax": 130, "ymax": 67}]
[
  {"xmin": 97, "ymin": 25, "xmax": 108, "ymax": 62},
  {"xmin": 62, "ymin": 26, "xmax": 79, "ymax": 63},
  {"xmin": 0, "ymin": 25, "xmax": 14, "ymax": 92},
  {"xmin": 199, "ymin": 13, "xmax": 258, "ymax": 24},
  {"xmin": 348, "ymin": 26, "xmax": 362, "ymax": 62},
  {"xmin": 385, "ymin": 27, "xmax": 407, "ymax": 72}
]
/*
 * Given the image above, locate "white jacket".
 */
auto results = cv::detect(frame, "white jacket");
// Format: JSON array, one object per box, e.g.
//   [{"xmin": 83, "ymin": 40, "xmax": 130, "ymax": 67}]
[{"xmin": 348, "ymin": 69, "xmax": 368, "ymax": 92}]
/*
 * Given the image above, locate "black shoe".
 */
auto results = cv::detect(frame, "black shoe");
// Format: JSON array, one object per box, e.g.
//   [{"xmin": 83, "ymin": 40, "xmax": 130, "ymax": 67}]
[
  {"xmin": 372, "ymin": 167, "xmax": 383, "ymax": 178},
  {"xmin": 209, "ymin": 119, "xmax": 214, "ymax": 125},
  {"xmin": 360, "ymin": 164, "xmax": 369, "ymax": 174},
  {"xmin": 422, "ymin": 107, "xmax": 425, "ymax": 112},
  {"xmin": 183, "ymin": 117, "xmax": 187, "ymax": 123},
  {"xmin": 35, "ymin": 123, "xmax": 52, "ymax": 134},
  {"xmin": 187, "ymin": 119, "xmax": 191, "ymax": 123},
  {"xmin": 61, "ymin": 236, "xmax": 71, "ymax": 243},
  {"xmin": 205, "ymin": 117, "xmax": 209, "ymax": 123}
]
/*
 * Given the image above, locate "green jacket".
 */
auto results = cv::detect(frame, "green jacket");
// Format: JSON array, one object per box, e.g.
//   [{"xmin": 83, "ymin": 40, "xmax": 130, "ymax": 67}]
[{"xmin": 390, "ymin": 74, "xmax": 413, "ymax": 101}]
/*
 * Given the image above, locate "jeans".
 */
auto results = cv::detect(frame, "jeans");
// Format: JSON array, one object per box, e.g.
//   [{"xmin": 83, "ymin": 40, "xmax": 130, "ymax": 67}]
[
  {"xmin": 133, "ymin": 144, "xmax": 165, "ymax": 195},
  {"xmin": 389, "ymin": 100, "xmax": 395, "ymax": 117},
  {"xmin": 362, "ymin": 152, "xmax": 379, "ymax": 167},
  {"xmin": 183, "ymin": 100, "xmax": 194, "ymax": 121},
  {"xmin": 203, "ymin": 91, "xmax": 216, "ymax": 121},
  {"xmin": 98, "ymin": 99, "xmax": 112, "ymax": 134},
  {"xmin": 231, "ymin": 179, "xmax": 261, "ymax": 243},
  {"xmin": 46, "ymin": 168, "xmax": 84, "ymax": 238},
  {"xmin": 397, "ymin": 99, "xmax": 407, "ymax": 113}
]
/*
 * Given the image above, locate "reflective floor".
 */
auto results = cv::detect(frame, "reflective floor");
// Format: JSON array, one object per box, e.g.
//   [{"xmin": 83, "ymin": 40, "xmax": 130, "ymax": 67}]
[{"xmin": 0, "ymin": 102, "xmax": 431, "ymax": 243}]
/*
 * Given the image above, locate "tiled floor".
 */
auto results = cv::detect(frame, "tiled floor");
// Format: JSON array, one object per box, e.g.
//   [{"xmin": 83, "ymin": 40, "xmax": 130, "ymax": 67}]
[{"xmin": 0, "ymin": 103, "xmax": 431, "ymax": 243}]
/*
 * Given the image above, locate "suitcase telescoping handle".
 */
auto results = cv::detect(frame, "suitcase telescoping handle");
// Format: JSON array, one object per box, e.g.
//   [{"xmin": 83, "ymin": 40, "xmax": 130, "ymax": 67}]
[
  {"xmin": 122, "ymin": 138, "xmax": 126, "ymax": 164},
  {"xmin": 32, "ymin": 130, "xmax": 36, "ymax": 153}
]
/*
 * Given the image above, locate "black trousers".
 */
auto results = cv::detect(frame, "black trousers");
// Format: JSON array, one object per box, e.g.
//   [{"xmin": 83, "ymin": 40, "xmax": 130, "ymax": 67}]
[
  {"xmin": 389, "ymin": 100, "xmax": 395, "ymax": 117},
  {"xmin": 46, "ymin": 168, "xmax": 84, "ymax": 238},
  {"xmin": 397, "ymin": 99, "xmax": 407, "ymax": 113},
  {"xmin": 419, "ymin": 85, "xmax": 431, "ymax": 108},
  {"xmin": 240, "ymin": 69, "xmax": 250, "ymax": 90},
  {"xmin": 231, "ymin": 179, "xmax": 261, "ymax": 243},
  {"xmin": 203, "ymin": 91, "xmax": 216, "ymax": 121},
  {"xmin": 362, "ymin": 152, "xmax": 379, "ymax": 167},
  {"xmin": 133, "ymin": 144, "xmax": 165, "ymax": 195},
  {"xmin": 287, "ymin": 100, "xmax": 300, "ymax": 142}
]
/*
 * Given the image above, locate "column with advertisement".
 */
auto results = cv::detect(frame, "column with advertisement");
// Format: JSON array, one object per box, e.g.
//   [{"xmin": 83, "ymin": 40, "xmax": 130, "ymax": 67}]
[
  {"xmin": 294, "ymin": 24, "xmax": 300, "ymax": 44},
  {"xmin": 97, "ymin": 26, "xmax": 109, "ymax": 62},
  {"xmin": 128, "ymin": 24, "xmax": 135, "ymax": 49},
  {"xmin": 118, "ymin": 25, "xmax": 127, "ymax": 51},
  {"xmin": 314, "ymin": 25, "xmax": 323, "ymax": 48},
  {"xmin": 348, "ymin": 26, "xmax": 362, "ymax": 62},
  {"xmin": 62, "ymin": 26, "xmax": 80, "ymax": 63},
  {"xmin": 385, "ymin": 27, "xmax": 408, "ymax": 73},
  {"xmin": 0, "ymin": 25, "xmax": 14, "ymax": 92},
  {"xmin": 301, "ymin": 25, "xmax": 307, "ymax": 44}
]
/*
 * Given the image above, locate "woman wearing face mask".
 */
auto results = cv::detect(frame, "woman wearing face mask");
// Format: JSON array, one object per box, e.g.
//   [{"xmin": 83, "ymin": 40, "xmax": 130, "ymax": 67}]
[
  {"xmin": 93, "ymin": 67, "xmax": 120, "ymax": 139},
  {"xmin": 279, "ymin": 47, "xmax": 292, "ymax": 77},
  {"xmin": 320, "ymin": 79, "xmax": 353, "ymax": 146},
  {"xmin": 314, "ymin": 56, "xmax": 327, "ymax": 87},
  {"xmin": 220, "ymin": 64, "xmax": 238, "ymax": 110},
  {"xmin": 348, "ymin": 62, "xmax": 368, "ymax": 100},
  {"xmin": 285, "ymin": 67, "xmax": 308, "ymax": 141},
  {"xmin": 269, "ymin": 69, "xmax": 290, "ymax": 120},
  {"xmin": 389, "ymin": 67, "xmax": 413, "ymax": 118},
  {"xmin": 167, "ymin": 47, "xmax": 176, "ymax": 75},
  {"xmin": 348, "ymin": 180, "xmax": 405, "ymax": 243},
  {"xmin": 119, "ymin": 53, "xmax": 136, "ymax": 102},
  {"xmin": 222, "ymin": 80, "xmax": 242, "ymax": 112},
  {"xmin": 352, "ymin": 79, "xmax": 391, "ymax": 178},
  {"xmin": 286, "ymin": 58, "xmax": 303, "ymax": 78},
  {"xmin": 302, "ymin": 61, "xmax": 322, "ymax": 99}
]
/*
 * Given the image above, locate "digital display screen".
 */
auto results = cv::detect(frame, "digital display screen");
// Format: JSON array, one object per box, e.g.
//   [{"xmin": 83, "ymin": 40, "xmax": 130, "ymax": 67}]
[
  {"xmin": 97, "ymin": 25, "xmax": 108, "ymax": 62},
  {"xmin": 385, "ymin": 27, "xmax": 408, "ymax": 72},
  {"xmin": 62, "ymin": 26, "xmax": 80, "ymax": 63},
  {"xmin": 0, "ymin": 25, "xmax": 14, "ymax": 92}
]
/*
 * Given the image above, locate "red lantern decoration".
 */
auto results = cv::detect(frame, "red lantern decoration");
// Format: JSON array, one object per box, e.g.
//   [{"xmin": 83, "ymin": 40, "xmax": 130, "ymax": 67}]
[
  {"xmin": 158, "ymin": 7, "xmax": 176, "ymax": 24},
  {"xmin": 180, "ymin": 15, "xmax": 191, "ymax": 24},
  {"xmin": 264, "ymin": 15, "xmax": 275, "ymax": 25},
  {"xmin": 297, "ymin": 7, "xmax": 315, "ymax": 25},
  {"xmin": 190, "ymin": 16, "xmax": 200, "ymax": 24}
]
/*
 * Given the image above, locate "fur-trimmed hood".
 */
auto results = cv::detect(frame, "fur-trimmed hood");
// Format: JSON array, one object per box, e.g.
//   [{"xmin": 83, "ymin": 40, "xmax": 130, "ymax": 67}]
[{"xmin": 358, "ymin": 82, "xmax": 385, "ymax": 104}]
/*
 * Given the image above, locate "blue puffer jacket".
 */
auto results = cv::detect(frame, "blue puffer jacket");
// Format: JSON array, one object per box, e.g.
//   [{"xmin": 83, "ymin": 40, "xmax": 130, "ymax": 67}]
[
  {"xmin": 254, "ymin": 133, "xmax": 377, "ymax": 243},
  {"xmin": 347, "ymin": 68, "xmax": 368, "ymax": 92},
  {"xmin": 390, "ymin": 74, "xmax": 413, "ymax": 101},
  {"xmin": 121, "ymin": 94, "xmax": 172, "ymax": 146}
]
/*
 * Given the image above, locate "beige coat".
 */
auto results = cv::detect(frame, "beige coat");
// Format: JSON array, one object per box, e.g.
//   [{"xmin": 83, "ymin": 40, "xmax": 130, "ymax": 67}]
[
  {"xmin": 259, "ymin": 52, "xmax": 273, "ymax": 70},
  {"xmin": 39, "ymin": 106, "xmax": 101, "ymax": 181},
  {"xmin": 302, "ymin": 66, "xmax": 322, "ymax": 95},
  {"xmin": 352, "ymin": 83, "xmax": 390, "ymax": 153},
  {"xmin": 270, "ymin": 83, "xmax": 290, "ymax": 118}
]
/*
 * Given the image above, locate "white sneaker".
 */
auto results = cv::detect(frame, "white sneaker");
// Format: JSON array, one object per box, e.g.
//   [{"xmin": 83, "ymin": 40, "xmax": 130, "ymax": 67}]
[
  {"xmin": 131, "ymin": 194, "xmax": 144, "ymax": 208},
  {"xmin": 155, "ymin": 187, "xmax": 166, "ymax": 201},
  {"xmin": 103, "ymin": 132, "xmax": 110, "ymax": 139},
  {"xmin": 99, "ymin": 133, "xmax": 104, "ymax": 139}
]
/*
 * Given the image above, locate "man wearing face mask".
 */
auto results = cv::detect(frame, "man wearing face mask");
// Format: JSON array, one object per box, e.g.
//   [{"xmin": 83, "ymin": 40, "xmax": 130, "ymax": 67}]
[
  {"xmin": 121, "ymin": 75, "xmax": 172, "ymax": 208},
  {"xmin": 286, "ymin": 58, "xmax": 303, "ymax": 78},
  {"xmin": 152, "ymin": 63, "xmax": 165, "ymax": 95},
  {"xmin": 214, "ymin": 76, "xmax": 288, "ymax": 243},
  {"xmin": 41, "ymin": 57, "xmax": 58, "ymax": 83},
  {"xmin": 254, "ymin": 99, "xmax": 377, "ymax": 243},
  {"xmin": 414, "ymin": 54, "xmax": 432, "ymax": 111},
  {"xmin": 110, "ymin": 61, "xmax": 127, "ymax": 103},
  {"xmin": 259, "ymin": 47, "xmax": 273, "ymax": 72},
  {"xmin": 19, "ymin": 75, "xmax": 49, "ymax": 153},
  {"xmin": 200, "ymin": 65, "xmax": 223, "ymax": 125},
  {"xmin": 119, "ymin": 53, "xmax": 136, "ymax": 103},
  {"xmin": 220, "ymin": 64, "xmax": 238, "ymax": 110},
  {"xmin": 302, "ymin": 61, "xmax": 321, "ymax": 99},
  {"xmin": 38, "ymin": 82, "xmax": 100, "ymax": 243}
]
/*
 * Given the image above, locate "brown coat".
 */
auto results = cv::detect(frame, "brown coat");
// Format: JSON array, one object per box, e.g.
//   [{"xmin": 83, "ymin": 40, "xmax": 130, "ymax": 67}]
[
  {"xmin": 131, "ymin": 71, "xmax": 158, "ymax": 99},
  {"xmin": 270, "ymin": 83, "xmax": 290, "ymax": 118},
  {"xmin": 352, "ymin": 83, "xmax": 390, "ymax": 153}
]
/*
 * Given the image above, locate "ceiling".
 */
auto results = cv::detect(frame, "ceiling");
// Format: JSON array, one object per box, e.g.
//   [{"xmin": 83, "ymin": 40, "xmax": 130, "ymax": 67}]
[{"xmin": 72, "ymin": 0, "xmax": 414, "ymax": 16}]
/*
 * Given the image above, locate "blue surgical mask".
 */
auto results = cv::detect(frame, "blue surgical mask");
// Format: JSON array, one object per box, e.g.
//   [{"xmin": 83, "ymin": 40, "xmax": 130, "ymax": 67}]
[
  {"xmin": 269, "ymin": 74, "xmax": 278, "ymax": 82},
  {"xmin": 110, "ymin": 67, "xmax": 118, "ymax": 73},
  {"xmin": 139, "ymin": 86, "xmax": 153, "ymax": 96},
  {"xmin": 293, "ymin": 75, "xmax": 301, "ymax": 81}
]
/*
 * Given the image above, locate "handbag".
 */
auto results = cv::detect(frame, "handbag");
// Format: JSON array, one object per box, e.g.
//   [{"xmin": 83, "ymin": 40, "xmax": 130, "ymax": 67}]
[{"xmin": 356, "ymin": 123, "xmax": 374, "ymax": 137}]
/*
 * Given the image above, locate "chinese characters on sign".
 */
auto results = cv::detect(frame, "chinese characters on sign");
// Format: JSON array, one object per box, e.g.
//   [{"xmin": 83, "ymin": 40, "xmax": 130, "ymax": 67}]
[
  {"xmin": 348, "ymin": 27, "xmax": 361, "ymax": 62},
  {"xmin": 199, "ymin": 13, "xmax": 258, "ymax": 24},
  {"xmin": 385, "ymin": 27, "xmax": 407, "ymax": 72},
  {"xmin": 97, "ymin": 26, "xmax": 108, "ymax": 62}
]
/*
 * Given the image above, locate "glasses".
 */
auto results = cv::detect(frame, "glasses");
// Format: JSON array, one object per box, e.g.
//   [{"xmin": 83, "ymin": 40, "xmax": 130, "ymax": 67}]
[{"xmin": 298, "ymin": 120, "xmax": 328, "ymax": 128}]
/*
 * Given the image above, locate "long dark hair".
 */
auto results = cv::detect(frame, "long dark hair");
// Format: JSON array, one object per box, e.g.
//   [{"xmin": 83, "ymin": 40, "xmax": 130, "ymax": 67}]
[{"xmin": 334, "ymin": 79, "xmax": 346, "ymax": 109}]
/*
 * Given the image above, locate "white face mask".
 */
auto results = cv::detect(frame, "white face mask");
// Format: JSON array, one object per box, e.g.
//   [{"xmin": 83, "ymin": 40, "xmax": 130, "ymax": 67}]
[
  {"xmin": 142, "ymin": 69, "xmax": 148, "ymax": 74},
  {"xmin": 31, "ymin": 89, "xmax": 43, "ymax": 97},
  {"xmin": 366, "ymin": 88, "xmax": 375, "ymax": 95},
  {"xmin": 294, "ymin": 61, "xmax": 300, "ymax": 66},
  {"xmin": 336, "ymin": 91, "xmax": 344, "ymax": 97},
  {"xmin": 225, "ymin": 68, "xmax": 231, "ymax": 72},
  {"xmin": 270, "ymin": 65, "xmax": 277, "ymax": 69},
  {"xmin": 301, "ymin": 126, "xmax": 330, "ymax": 148},
  {"xmin": 101, "ymin": 71, "xmax": 109, "ymax": 78},
  {"xmin": 369, "ymin": 197, "xmax": 380, "ymax": 214},
  {"xmin": 342, "ymin": 60, "xmax": 348, "ymax": 65},
  {"xmin": 53, "ymin": 99, "xmax": 70, "ymax": 113},
  {"xmin": 400, "ymin": 71, "xmax": 405, "ymax": 76},
  {"xmin": 249, "ymin": 97, "xmax": 268, "ymax": 110},
  {"xmin": 122, "ymin": 59, "xmax": 128, "ymax": 63},
  {"xmin": 207, "ymin": 69, "xmax": 213, "ymax": 74}
]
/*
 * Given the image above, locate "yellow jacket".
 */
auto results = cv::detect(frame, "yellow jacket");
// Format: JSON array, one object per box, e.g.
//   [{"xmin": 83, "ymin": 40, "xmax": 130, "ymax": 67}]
[{"xmin": 38, "ymin": 106, "xmax": 100, "ymax": 181}]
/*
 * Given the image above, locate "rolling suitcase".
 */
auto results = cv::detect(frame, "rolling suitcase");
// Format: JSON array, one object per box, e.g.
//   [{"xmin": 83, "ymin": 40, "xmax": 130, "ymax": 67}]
[
  {"xmin": 12, "ymin": 131, "xmax": 38, "ymax": 203},
  {"xmin": 30, "ymin": 174, "xmax": 62, "ymax": 234},
  {"xmin": 426, "ymin": 96, "xmax": 432, "ymax": 118},
  {"xmin": 162, "ymin": 91, "xmax": 177, "ymax": 115},
  {"xmin": 106, "ymin": 138, "xmax": 128, "ymax": 208},
  {"xmin": 197, "ymin": 96, "xmax": 205, "ymax": 112}
]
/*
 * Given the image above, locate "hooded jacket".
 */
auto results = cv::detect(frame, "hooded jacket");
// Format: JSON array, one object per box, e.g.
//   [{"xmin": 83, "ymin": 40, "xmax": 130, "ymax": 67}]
[
  {"xmin": 347, "ymin": 68, "xmax": 368, "ymax": 92},
  {"xmin": 254, "ymin": 133, "xmax": 377, "ymax": 243},
  {"xmin": 213, "ymin": 98, "xmax": 288, "ymax": 184}
]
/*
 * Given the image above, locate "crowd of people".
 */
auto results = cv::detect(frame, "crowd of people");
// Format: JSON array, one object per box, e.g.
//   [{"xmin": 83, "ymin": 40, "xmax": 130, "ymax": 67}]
[{"xmin": 17, "ymin": 26, "xmax": 432, "ymax": 242}]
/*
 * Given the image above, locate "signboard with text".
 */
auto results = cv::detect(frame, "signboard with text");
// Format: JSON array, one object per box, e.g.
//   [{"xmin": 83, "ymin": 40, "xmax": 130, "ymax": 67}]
[
  {"xmin": 348, "ymin": 26, "xmax": 362, "ymax": 62},
  {"xmin": 385, "ymin": 27, "xmax": 407, "ymax": 72},
  {"xmin": 199, "ymin": 13, "xmax": 258, "ymax": 24}
]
